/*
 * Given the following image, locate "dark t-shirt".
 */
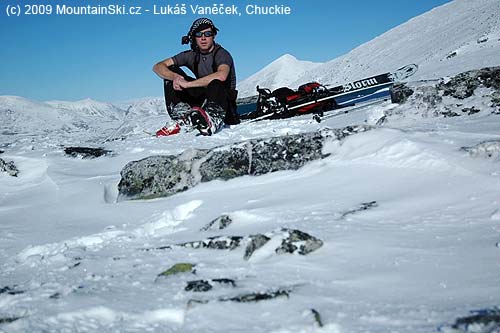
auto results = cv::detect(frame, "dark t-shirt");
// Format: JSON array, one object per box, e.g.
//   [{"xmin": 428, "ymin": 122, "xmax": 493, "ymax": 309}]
[{"xmin": 172, "ymin": 45, "xmax": 236, "ymax": 90}]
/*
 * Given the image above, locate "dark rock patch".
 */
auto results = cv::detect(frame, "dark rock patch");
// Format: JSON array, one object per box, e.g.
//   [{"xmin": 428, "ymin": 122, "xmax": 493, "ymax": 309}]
[
  {"xmin": 442, "ymin": 110, "xmax": 461, "ymax": 118},
  {"xmin": 387, "ymin": 67, "xmax": 500, "ymax": 120},
  {"xmin": 339, "ymin": 201, "xmax": 378, "ymax": 219},
  {"xmin": 275, "ymin": 229, "xmax": 323, "ymax": 256},
  {"xmin": 187, "ymin": 287, "xmax": 294, "ymax": 308},
  {"xmin": 179, "ymin": 236, "xmax": 243, "ymax": 250},
  {"xmin": 477, "ymin": 36, "xmax": 488, "ymax": 44},
  {"xmin": 185, "ymin": 280, "xmax": 212, "ymax": 292},
  {"xmin": 0, "ymin": 158, "xmax": 19, "ymax": 177},
  {"xmin": 117, "ymin": 126, "xmax": 372, "ymax": 200},
  {"xmin": 200, "ymin": 214, "xmax": 233, "ymax": 231},
  {"xmin": 221, "ymin": 288, "xmax": 290, "ymax": 303},
  {"xmin": 311, "ymin": 308, "xmax": 324, "ymax": 327},
  {"xmin": 462, "ymin": 106, "xmax": 481, "ymax": 115},
  {"xmin": 154, "ymin": 229, "xmax": 323, "ymax": 260},
  {"xmin": 185, "ymin": 278, "xmax": 237, "ymax": 292},
  {"xmin": 118, "ymin": 150, "xmax": 207, "ymax": 200},
  {"xmin": 0, "ymin": 286, "xmax": 24, "ymax": 295},
  {"xmin": 461, "ymin": 140, "xmax": 500, "ymax": 160},
  {"xmin": 212, "ymin": 278, "xmax": 236, "ymax": 287},
  {"xmin": 438, "ymin": 67, "xmax": 500, "ymax": 100},
  {"xmin": 449, "ymin": 308, "xmax": 500, "ymax": 333},
  {"xmin": 446, "ymin": 51, "xmax": 458, "ymax": 59},
  {"xmin": 0, "ymin": 316, "xmax": 21, "ymax": 325},
  {"xmin": 156, "ymin": 263, "xmax": 196, "ymax": 280},
  {"xmin": 390, "ymin": 83, "xmax": 414, "ymax": 104},
  {"xmin": 244, "ymin": 234, "xmax": 271, "ymax": 260},
  {"xmin": 49, "ymin": 292, "xmax": 62, "ymax": 299},
  {"xmin": 64, "ymin": 147, "xmax": 113, "ymax": 159}
]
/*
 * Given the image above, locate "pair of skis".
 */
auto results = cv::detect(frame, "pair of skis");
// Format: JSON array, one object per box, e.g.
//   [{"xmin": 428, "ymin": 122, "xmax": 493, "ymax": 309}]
[{"xmin": 241, "ymin": 64, "xmax": 418, "ymax": 123}]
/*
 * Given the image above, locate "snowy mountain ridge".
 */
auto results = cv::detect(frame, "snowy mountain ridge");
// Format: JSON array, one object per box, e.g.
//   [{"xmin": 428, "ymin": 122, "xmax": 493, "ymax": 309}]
[
  {"xmin": 237, "ymin": 0, "xmax": 500, "ymax": 97},
  {"xmin": 236, "ymin": 54, "xmax": 323, "ymax": 98},
  {"xmin": 2, "ymin": 0, "xmax": 499, "ymax": 117},
  {"xmin": 0, "ymin": 95, "xmax": 169, "ymax": 149}
]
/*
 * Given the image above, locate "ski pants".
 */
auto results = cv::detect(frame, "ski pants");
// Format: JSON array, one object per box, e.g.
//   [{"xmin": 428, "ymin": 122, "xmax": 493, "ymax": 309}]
[{"xmin": 163, "ymin": 65, "xmax": 240, "ymax": 125}]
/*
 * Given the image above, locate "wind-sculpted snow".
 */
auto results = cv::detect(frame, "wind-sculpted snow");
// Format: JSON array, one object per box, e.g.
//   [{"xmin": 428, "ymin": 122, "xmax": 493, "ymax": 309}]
[{"xmin": 118, "ymin": 125, "xmax": 372, "ymax": 200}]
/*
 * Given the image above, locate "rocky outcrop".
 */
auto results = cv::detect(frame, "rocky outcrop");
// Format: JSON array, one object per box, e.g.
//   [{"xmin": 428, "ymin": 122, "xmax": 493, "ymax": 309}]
[
  {"xmin": 0, "ymin": 286, "xmax": 24, "ymax": 295},
  {"xmin": 388, "ymin": 67, "xmax": 500, "ymax": 118},
  {"xmin": 185, "ymin": 278, "xmax": 236, "ymax": 292},
  {"xmin": 154, "ymin": 228, "xmax": 323, "ymax": 261},
  {"xmin": 64, "ymin": 147, "xmax": 113, "ymax": 159},
  {"xmin": 0, "ymin": 158, "xmax": 18, "ymax": 177},
  {"xmin": 0, "ymin": 317, "xmax": 21, "ymax": 325},
  {"xmin": 445, "ymin": 308, "xmax": 500, "ymax": 333},
  {"xmin": 244, "ymin": 234, "xmax": 271, "ymax": 260},
  {"xmin": 118, "ymin": 126, "xmax": 372, "ymax": 200},
  {"xmin": 274, "ymin": 229, "xmax": 324, "ymax": 256},
  {"xmin": 338, "ymin": 201, "xmax": 378, "ymax": 219},
  {"xmin": 179, "ymin": 236, "xmax": 244, "ymax": 251},
  {"xmin": 390, "ymin": 83, "xmax": 414, "ymax": 104},
  {"xmin": 220, "ymin": 288, "xmax": 290, "ymax": 303},
  {"xmin": 188, "ymin": 287, "xmax": 291, "ymax": 307},
  {"xmin": 461, "ymin": 140, "xmax": 500, "ymax": 160},
  {"xmin": 437, "ymin": 67, "xmax": 500, "ymax": 100},
  {"xmin": 200, "ymin": 214, "xmax": 233, "ymax": 231},
  {"xmin": 185, "ymin": 280, "xmax": 212, "ymax": 292},
  {"xmin": 156, "ymin": 263, "xmax": 196, "ymax": 280}
]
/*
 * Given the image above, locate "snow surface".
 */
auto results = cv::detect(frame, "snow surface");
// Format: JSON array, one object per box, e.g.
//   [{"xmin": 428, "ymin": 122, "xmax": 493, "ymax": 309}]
[
  {"xmin": 2, "ymin": 91, "xmax": 500, "ymax": 332},
  {"xmin": 2, "ymin": 0, "xmax": 500, "ymax": 331}
]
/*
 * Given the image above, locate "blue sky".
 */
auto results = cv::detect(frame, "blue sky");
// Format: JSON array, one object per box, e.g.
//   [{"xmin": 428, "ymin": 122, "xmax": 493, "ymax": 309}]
[{"xmin": 0, "ymin": 0, "xmax": 452, "ymax": 101}]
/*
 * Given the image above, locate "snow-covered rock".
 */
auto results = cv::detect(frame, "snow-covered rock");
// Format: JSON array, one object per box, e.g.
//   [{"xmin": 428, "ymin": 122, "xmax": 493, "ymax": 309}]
[
  {"xmin": 0, "ymin": 157, "xmax": 18, "ymax": 177},
  {"xmin": 386, "ymin": 67, "xmax": 500, "ymax": 119},
  {"xmin": 117, "ymin": 126, "xmax": 371, "ymax": 200}
]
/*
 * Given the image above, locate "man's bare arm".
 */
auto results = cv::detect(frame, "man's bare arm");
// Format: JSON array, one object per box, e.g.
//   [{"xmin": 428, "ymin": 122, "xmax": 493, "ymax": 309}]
[
  {"xmin": 178, "ymin": 64, "xmax": 230, "ymax": 89},
  {"xmin": 152, "ymin": 58, "xmax": 183, "ymax": 81}
]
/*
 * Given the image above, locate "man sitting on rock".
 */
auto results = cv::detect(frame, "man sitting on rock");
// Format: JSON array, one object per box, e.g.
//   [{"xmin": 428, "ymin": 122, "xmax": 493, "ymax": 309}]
[{"xmin": 153, "ymin": 17, "xmax": 240, "ymax": 136}]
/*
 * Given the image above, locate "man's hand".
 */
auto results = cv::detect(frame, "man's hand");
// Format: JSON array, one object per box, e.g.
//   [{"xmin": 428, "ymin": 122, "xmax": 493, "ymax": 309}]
[{"xmin": 173, "ymin": 76, "xmax": 189, "ymax": 91}]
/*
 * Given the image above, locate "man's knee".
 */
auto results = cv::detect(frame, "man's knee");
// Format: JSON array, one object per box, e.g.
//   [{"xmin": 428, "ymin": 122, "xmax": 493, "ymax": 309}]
[
  {"xmin": 168, "ymin": 65, "xmax": 187, "ymax": 78},
  {"xmin": 207, "ymin": 79, "xmax": 224, "ymax": 90}
]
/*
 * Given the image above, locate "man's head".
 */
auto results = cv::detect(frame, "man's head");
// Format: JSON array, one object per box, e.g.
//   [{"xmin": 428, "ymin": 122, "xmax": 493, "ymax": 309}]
[{"xmin": 182, "ymin": 18, "xmax": 219, "ymax": 52}]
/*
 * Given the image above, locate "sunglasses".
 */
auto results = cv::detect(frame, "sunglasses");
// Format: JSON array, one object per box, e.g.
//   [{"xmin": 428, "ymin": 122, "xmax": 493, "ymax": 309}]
[{"xmin": 194, "ymin": 31, "xmax": 214, "ymax": 38}]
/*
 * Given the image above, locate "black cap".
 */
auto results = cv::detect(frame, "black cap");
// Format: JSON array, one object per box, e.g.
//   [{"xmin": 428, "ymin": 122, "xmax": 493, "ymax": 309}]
[{"xmin": 181, "ymin": 18, "xmax": 219, "ymax": 47}]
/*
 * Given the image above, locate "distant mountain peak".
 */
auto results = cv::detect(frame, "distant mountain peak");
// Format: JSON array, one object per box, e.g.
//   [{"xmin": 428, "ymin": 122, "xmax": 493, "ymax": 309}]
[
  {"xmin": 275, "ymin": 53, "xmax": 298, "ymax": 61},
  {"xmin": 237, "ymin": 54, "xmax": 323, "ymax": 97}
]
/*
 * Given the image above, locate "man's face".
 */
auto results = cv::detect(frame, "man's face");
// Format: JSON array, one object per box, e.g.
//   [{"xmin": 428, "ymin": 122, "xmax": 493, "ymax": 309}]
[{"xmin": 194, "ymin": 28, "xmax": 215, "ymax": 52}]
